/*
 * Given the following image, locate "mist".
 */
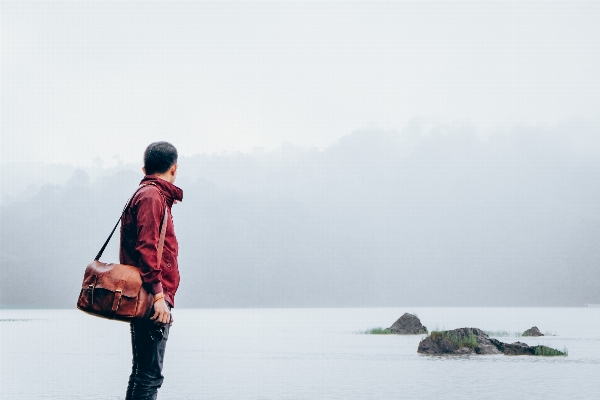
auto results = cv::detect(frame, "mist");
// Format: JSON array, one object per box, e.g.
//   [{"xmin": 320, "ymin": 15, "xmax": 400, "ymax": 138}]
[{"xmin": 2, "ymin": 119, "xmax": 599, "ymax": 308}]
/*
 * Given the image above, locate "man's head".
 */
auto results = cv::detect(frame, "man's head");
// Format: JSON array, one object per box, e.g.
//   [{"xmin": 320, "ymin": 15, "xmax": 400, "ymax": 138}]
[{"xmin": 143, "ymin": 141, "xmax": 178, "ymax": 184}]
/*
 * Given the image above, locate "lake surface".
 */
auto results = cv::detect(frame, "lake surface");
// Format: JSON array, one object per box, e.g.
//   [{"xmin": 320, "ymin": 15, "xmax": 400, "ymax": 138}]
[{"xmin": 1, "ymin": 307, "xmax": 599, "ymax": 399}]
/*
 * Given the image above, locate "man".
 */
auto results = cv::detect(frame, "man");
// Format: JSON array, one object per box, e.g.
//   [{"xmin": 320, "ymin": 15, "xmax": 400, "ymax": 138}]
[{"xmin": 120, "ymin": 141, "xmax": 183, "ymax": 399}]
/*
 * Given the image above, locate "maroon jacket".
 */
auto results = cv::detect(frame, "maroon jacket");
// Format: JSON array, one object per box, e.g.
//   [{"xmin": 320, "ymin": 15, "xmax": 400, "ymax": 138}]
[{"xmin": 119, "ymin": 176, "xmax": 183, "ymax": 307}]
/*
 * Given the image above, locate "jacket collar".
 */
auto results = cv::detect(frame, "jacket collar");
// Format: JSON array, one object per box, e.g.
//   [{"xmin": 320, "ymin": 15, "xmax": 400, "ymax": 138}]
[{"xmin": 140, "ymin": 175, "xmax": 183, "ymax": 208}]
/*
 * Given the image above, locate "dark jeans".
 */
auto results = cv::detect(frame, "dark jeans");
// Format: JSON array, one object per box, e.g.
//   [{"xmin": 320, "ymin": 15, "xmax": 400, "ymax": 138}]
[{"xmin": 125, "ymin": 307, "xmax": 171, "ymax": 400}]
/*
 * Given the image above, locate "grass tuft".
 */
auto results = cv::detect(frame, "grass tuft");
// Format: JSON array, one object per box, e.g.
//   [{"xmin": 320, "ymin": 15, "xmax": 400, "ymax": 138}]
[
  {"xmin": 429, "ymin": 330, "xmax": 478, "ymax": 350},
  {"xmin": 484, "ymin": 330, "xmax": 522, "ymax": 337},
  {"xmin": 364, "ymin": 327, "xmax": 393, "ymax": 334},
  {"xmin": 533, "ymin": 345, "xmax": 567, "ymax": 356}
]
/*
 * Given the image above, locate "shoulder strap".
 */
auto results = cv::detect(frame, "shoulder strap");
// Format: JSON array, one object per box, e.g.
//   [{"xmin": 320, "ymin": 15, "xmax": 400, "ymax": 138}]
[
  {"xmin": 94, "ymin": 184, "xmax": 169, "ymax": 263},
  {"xmin": 151, "ymin": 185, "xmax": 170, "ymax": 269}
]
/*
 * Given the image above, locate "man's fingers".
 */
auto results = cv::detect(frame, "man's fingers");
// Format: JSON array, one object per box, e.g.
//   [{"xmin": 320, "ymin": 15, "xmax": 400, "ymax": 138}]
[
  {"xmin": 150, "ymin": 310, "xmax": 159, "ymax": 320},
  {"xmin": 152, "ymin": 310, "xmax": 170, "ymax": 325},
  {"xmin": 154, "ymin": 312, "xmax": 164, "ymax": 324}
]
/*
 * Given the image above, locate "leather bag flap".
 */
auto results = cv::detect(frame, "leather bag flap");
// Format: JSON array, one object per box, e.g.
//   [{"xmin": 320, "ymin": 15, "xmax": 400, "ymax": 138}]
[{"xmin": 82, "ymin": 260, "xmax": 143, "ymax": 298}]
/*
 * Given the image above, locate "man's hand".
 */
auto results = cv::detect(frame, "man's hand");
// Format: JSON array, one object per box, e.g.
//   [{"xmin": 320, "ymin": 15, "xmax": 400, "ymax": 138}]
[{"xmin": 150, "ymin": 298, "xmax": 170, "ymax": 325}]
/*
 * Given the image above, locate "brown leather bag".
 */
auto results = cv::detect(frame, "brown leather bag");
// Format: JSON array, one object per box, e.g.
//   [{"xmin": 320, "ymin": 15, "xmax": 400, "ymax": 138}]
[{"xmin": 76, "ymin": 183, "xmax": 168, "ymax": 322}]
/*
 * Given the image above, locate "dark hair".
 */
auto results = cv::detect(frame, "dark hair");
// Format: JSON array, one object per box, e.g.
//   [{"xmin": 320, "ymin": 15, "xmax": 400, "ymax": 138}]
[{"xmin": 144, "ymin": 141, "xmax": 178, "ymax": 175}]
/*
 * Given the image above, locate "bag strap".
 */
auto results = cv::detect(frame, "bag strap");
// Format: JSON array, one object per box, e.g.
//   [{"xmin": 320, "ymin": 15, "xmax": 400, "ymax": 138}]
[
  {"xmin": 153, "ymin": 187, "xmax": 169, "ymax": 270},
  {"xmin": 95, "ymin": 183, "xmax": 169, "ymax": 264}
]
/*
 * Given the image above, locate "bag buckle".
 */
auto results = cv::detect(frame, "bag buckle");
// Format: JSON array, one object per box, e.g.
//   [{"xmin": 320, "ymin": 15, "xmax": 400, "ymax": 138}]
[
  {"xmin": 88, "ymin": 285, "xmax": 95, "ymax": 305},
  {"xmin": 112, "ymin": 289, "xmax": 123, "ymax": 313},
  {"xmin": 88, "ymin": 274, "xmax": 97, "ymax": 305}
]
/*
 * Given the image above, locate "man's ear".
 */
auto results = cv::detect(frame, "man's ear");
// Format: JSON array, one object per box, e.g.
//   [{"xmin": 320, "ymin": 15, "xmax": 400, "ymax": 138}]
[
  {"xmin": 142, "ymin": 167, "xmax": 146, "ymax": 175},
  {"xmin": 171, "ymin": 164, "xmax": 178, "ymax": 175}
]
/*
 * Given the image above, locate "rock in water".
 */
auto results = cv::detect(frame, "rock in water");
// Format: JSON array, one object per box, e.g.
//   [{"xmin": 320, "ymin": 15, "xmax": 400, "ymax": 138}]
[
  {"xmin": 418, "ymin": 327, "xmax": 565, "ymax": 356},
  {"xmin": 417, "ymin": 327, "xmax": 501, "ymax": 355},
  {"xmin": 389, "ymin": 313, "xmax": 428, "ymax": 334},
  {"xmin": 522, "ymin": 326, "xmax": 544, "ymax": 336},
  {"xmin": 502, "ymin": 341, "xmax": 535, "ymax": 355}
]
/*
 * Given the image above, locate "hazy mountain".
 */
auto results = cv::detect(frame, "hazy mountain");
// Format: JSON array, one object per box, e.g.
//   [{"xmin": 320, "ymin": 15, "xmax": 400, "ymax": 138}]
[{"xmin": 1, "ymin": 121, "xmax": 599, "ymax": 308}]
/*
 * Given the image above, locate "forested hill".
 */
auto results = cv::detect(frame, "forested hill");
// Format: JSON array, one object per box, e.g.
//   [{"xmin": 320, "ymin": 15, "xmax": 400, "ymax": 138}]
[{"xmin": 2, "ymin": 123, "xmax": 599, "ymax": 308}]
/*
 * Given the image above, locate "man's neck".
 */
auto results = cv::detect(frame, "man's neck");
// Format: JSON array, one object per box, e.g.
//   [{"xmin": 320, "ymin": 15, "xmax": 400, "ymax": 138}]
[{"xmin": 151, "ymin": 174, "xmax": 175, "ymax": 185}]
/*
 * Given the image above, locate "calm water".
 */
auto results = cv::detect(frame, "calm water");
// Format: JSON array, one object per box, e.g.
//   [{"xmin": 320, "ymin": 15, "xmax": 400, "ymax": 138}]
[{"xmin": 1, "ymin": 307, "xmax": 599, "ymax": 399}]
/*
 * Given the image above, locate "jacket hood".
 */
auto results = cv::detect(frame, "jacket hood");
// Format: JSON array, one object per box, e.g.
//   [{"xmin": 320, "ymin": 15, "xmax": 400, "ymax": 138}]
[{"xmin": 140, "ymin": 175, "xmax": 183, "ymax": 207}]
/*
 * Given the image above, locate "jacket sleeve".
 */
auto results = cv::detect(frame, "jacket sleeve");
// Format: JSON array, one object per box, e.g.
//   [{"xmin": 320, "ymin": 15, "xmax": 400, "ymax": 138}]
[{"xmin": 134, "ymin": 189, "xmax": 166, "ymax": 295}]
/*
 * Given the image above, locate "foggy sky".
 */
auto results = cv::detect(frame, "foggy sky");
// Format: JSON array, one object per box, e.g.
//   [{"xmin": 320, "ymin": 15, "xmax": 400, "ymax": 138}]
[
  {"xmin": 1, "ymin": 2, "xmax": 599, "ymax": 308},
  {"xmin": 2, "ymin": 1, "xmax": 600, "ymax": 166}
]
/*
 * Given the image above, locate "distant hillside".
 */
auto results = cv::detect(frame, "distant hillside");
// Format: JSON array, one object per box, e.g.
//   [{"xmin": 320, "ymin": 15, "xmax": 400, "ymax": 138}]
[{"xmin": 2, "ymin": 124, "xmax": 600, "ymax": 308}]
